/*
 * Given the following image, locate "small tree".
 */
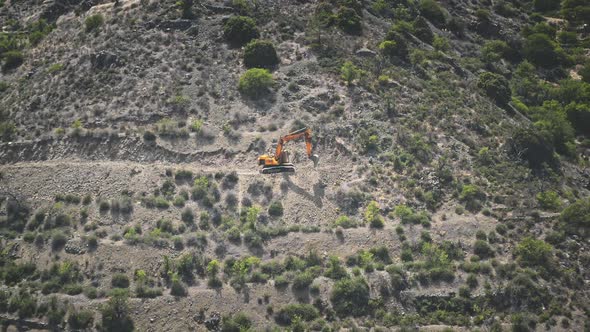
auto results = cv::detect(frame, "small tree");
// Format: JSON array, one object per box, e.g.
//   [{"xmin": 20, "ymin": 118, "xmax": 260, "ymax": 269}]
[
  {"xmin": 268, "ymin": 201, "xmax": 284, "ymax": 217},
  {"xmin": 559, "ymin": 198, "xmax": 590, "ymax": 237},
  {"xmin": 533, "ymin": 0, "xmax": 560, "ymax": 12},
  {"xmin": 100, "ymin": 289, "xmax": 133, "ymax": 332},
  {"xmin": 68, "ymin": 309, "xmax": 94, "ymax": 330},
  {"xmin": 536, "ymin": 191, "xmax": 561, "ymax": 211},
  {"xmin": 365, "ymin": 201, "xmax": 384, "ymax": 228},
  {"xmin": 336, "ymin": 6, "xmax": 362, "ymax": 34},
  {"xmin": 579, "ymin": 62, "xmax": 590, "ymax": 83},
  {"xmin": 340, "ymin": 61, "xmax": 363, "ymax": 85},
  {"xmin": 223, "ymin": 16, "xmax": 259, "ymax": 46},
  {"xmin": 111, "ymin": 273, "xmax": 130, "ymax": 288},
  {"xmin": 413, "ymin": 16, "xmax": 434, "ymax": 44},
  {"xmin": 481, "ymin": 40, "xmax": 510, "ymax": 63},
  {"xmin": 477, "ymin": 72, "xmax": 511, "ymax": 106},
  {"xmin": 510, "ymin": 127, "xmax": 555, "ymax": 168},
  {"xmin": 243, "ymin": 40, "xmax": 279, "ymax": 68},
  {"xmin": 2, "ymin": 50, "xmax": 24, "ymax": 71},
  {"xmin": 330, "ymin": 277, "xmax": 370, "ymax": 317},
  {"xmin": 419, "ymin": 0, "xmax": 446, "ymax": 25},
  {"xmin": 515, "ymin": 237, "xmax": 553, "ymax": 268},
  {"xmin": 85, "ymin": 14, "xmax": 104, "ymax": 33},
  {"xmin": 524, "ymin": 33, "xmax": 567, "ymax": 68},
  {"xmin": 238, "ymin": 68, "xmax": 274, "ymax": 98},
  {"xmin": 179, "ymin": 0, "xmax": 194, "ymax": 19}
]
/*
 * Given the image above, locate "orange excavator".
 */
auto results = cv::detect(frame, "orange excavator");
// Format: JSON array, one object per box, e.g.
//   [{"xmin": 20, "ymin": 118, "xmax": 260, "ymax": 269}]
[{"xmin": 258, "ymin": 128, "xmax": 319, "ymax": 174}]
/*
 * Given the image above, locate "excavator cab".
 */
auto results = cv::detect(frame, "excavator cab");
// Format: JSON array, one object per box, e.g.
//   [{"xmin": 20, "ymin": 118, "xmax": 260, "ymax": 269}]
[{"xmin": 258, "ymin": 128, "xmax": 319, "ymax": 174}]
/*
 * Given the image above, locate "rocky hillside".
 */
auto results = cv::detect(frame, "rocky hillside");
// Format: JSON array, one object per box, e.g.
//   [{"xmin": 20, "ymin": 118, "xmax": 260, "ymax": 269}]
[{"xmin": 0, "ymin": 0, "xmax": 589, "ymax": 331}]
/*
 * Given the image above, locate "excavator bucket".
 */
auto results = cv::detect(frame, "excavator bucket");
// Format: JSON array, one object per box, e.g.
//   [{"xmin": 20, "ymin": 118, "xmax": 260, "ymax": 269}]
[{"xmin": 310, "ymin": 154, "xmax": 319, "ymax": 167}]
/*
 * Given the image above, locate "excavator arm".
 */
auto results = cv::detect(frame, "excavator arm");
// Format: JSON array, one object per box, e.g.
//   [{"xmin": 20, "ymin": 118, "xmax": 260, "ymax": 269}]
[{"xmin": 274, "ymin": 127, "xmax": 313, "ymax": 161}]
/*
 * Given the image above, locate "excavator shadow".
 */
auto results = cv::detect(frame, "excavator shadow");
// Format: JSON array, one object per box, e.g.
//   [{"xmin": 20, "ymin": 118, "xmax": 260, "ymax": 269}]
[{"xmin": 282, "ymin": 174, "xmax": 325, "ymax": 208}]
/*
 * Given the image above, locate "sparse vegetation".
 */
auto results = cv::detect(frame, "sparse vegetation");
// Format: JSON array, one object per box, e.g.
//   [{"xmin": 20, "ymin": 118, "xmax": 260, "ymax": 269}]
[{"xmin": 1, "ymin": 0, "xmax": 590, "ymax": 330}]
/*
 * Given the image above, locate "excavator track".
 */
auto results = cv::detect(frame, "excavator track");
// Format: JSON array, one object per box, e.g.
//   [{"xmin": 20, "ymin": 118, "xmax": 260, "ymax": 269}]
[{"xmin": 261, "ymin": 164, "xmax": 296, "ymax": 174}]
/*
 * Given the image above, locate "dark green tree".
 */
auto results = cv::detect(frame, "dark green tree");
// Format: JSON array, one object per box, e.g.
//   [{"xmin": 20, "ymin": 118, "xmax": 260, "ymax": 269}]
[
  {"xmin": 100, "ymin": 290, "xmax": 134, "ymax": 332},
  {"xmin": 523, "ymin": 33, "xmax": 567, "ymax": 68},
  {"xmin": 223, "ymin": 16, "xmax": 259, "ymax": 46},
  {"xmin": 477, "ymin": 72, "xmax": 511, "ymax": 106},
  {"xmin": 243, "ymin": 40, "xmax": 279, "ymax": 68},
  {"xmin": 330, "ymin": 277, "xmax": 370, "ymax": 317}
]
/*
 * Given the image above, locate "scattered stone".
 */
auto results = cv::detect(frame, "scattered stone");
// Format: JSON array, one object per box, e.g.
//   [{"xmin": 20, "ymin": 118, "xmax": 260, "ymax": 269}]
[
  {"xmin": 91, "ymin": 51, "xmax": 122, "ymax": 69},
  {"xmin": 65, "ymin": 240, "xmax": 86, "ymax": 255},
  {"xmin": 204, "ymin": 312, "xmax": 221, "ymax": 331},
  {"xmin": 355, "ymin": 48, "xmax": 376, "ymax": 57}
]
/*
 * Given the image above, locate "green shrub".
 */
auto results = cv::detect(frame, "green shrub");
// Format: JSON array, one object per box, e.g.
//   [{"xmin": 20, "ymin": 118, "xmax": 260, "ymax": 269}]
[
  {"xmin": 419, "ymin": 0, "xmax": 446, "ymax": 25},
  {"xmin": 0, "ymin": 121, "xmax": 15, "ymax": 141},
  {"xmin": 268, "ymin": 201, "xmax": 284, "ymax": 217},
  {"xmin": 365, "ymin": 201, "xmax": 384, "ymax": 228},
  {"xmin": 223, "ymin": 16, "xmax": 259, "ymax": 46},
  {"xmin": 504, "ymin": 273, "xmax": 549, "ymax": 311},
  {"xmin": 466, "ymin": 273, "xmax": 478, "ymax": 288},
  {"xmin": 340, "ymin": 61, "xmax": 363, "ymax": 84},
  {"xmin": 243, "ymin": 40, "xmax": 279, "ymax": 68},
  {"xmin": 473, "ymin": 240, "xmax": 494, "ymax": 258},
  {"xmin": 510, "ymin": 127, "xmax": 555, "ymax": 168},
  {"xmin": 170, "ymin": 277, "xmax": 188, "ymax": 296},
  {"xmin": 413, "ymin": 16, "xmax": 434, "ymax": 44},
  {"xmin": 135, "ymin": 285, "xmax": 162, "ymax": 298},
  {"xmin": 379, "ymin": 40, "xmax": 405, "ymax": 58},
  {"xmin": 180, "ymin": 0, "xmax": 194, "ymax": 18},
  {"xmin": 226, "ymin": 226, "xmax": 241, "ymax": 243},
  {"xmin": 559, "ymin": 198, "xmax": 590, "ymax": 237},
  {"xmin": 515, "ymin": 237, "xmax": 553, "ymax": 268},
  {"xmin": 564, "ymin": 102, "xmax": 590, "ymax": 135},
  {"xmin": 181, "ymin": 208, "xmax": 194, "ymax": 224},
  {"xmin": 560, "ymin": 0, "xmax": 590, "ymax": 24},
  {"xmin": 524, "ymin": 33, "xmax": 567, "ymax": 68},
  {"xmin": 532, "ymin": 101, "xmax": 575, "ymax": 156},
  {"xmin": 274, "ymin": 275, "xmax": 289, "ymax": 288},
  {"xmin": 475, "ymin": 8, "xmax": 491, "ymax": 22},
  {"xmin": 335, "ymin": 6, "xmax": 362, "ymax": 34},
  {"xmin": 330, "ymin": 277, "xmax": 370, "ymax": 317},
  {"xmin": 68, "ymin": 309, "xmax": 94, "ymax": 329},
  {"xmin": 333, "ymin": 215, "xmax": 357, "ymax": 229},
  {"xmin": 238, "ymin": 68, "xmax": 274, "ymax": 98},
  {"xmin": 384, "ymin": 30, "xmax": 409, "ymax": 57},
  {"xmin": 275, "ymin": 304, "xmax": 319, "ymax": 325},
  {"xmin": 481, "ymin": 40, "xmax": 510, "ymax": 63},
  {"xmin": 221, "ymin": 313, "xmax": 252, "ymax": 332},
  {"xmin": 10, "ymin": 292, "xmax": 37, "ymax": 318},
  {"xmin": 85, "ymin": 14, "xmax": 104, "ymax": 33},
  {"xmin": 477, "ymin": 72, "xmax": 511, "ymax": 105},
  {"xmin": 580, "ymin": 62, "xmax": 590, "ymax": 83},
  {"xmin": 143, "ymin": 130, "xmax": 156, "ymax": 141},
  {"xmin": 292, "ymin": 271, "xmax": 314, "ymax": 290},
  {"xmin": 557, "ymin": 31, "xmax": 577, "ymax": 46},
  {"xmin": 536, "ymin": 191, "xmax": 561, "ymax": 211},
  {"xmin": 2, "ymin": 50, "xmax": 24, "ymax": 71},
  {"xmin": 324, "ymin": 256, "xmax": 349, "ymax": 280},
  {"xmin": 533, "ymin": 0, "xmax": 560, "ymax": 11},
  {"xmin": 100, "ymin": 289, "xmax": 134, "ymax": 332},
  {"xmin": 51, "ymin": 232, "xmax": 67, "ymax": 250},
  {"xmin": 111, "ymin": 273, "xmax": 130, "ymax": 288}
]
